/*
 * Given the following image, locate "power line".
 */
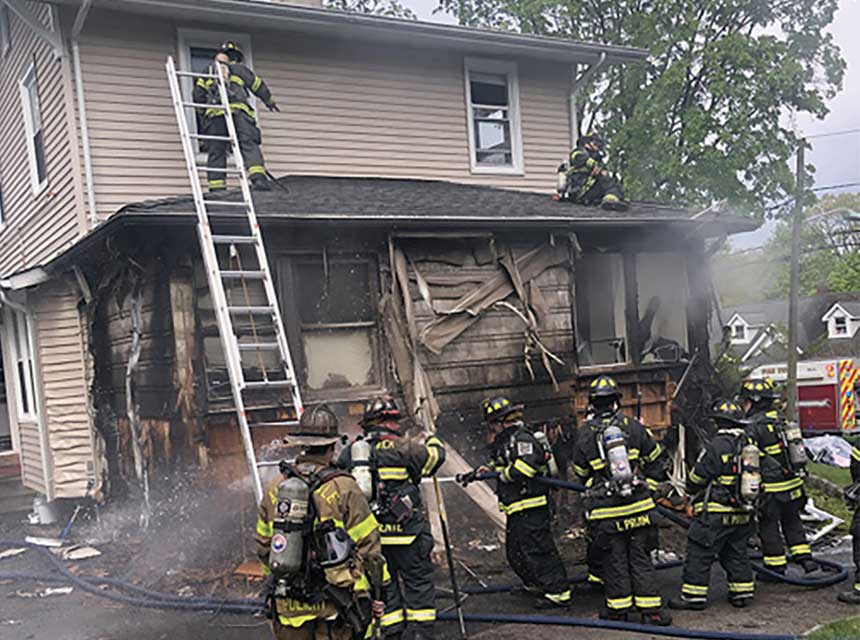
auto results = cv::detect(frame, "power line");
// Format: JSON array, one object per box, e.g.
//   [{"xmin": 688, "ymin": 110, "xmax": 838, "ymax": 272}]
[
  {"xmin": 812, "ymin": 181, "xmax": 860, "ymax": 192},
  {"xmin": 806, "ymin": 127, "xmax": 860, "ymax": 140}
]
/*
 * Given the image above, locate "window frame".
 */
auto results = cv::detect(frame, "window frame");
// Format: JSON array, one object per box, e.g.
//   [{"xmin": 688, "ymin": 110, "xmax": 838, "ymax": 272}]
[
  {"xmin": 574, "ymin": 250, "xmax": 630, "ymax": 370},
  {"xmin": 727, "ymin": 314, "xmax": 751, "ymax": 345},
  {"xmin": 0, "ymin": 5, "xmax": 11, "ymax": 58},
  {"xmin": 464, "ymin": 57, "xmax": 524, "ymax": 176},
  {"xmin": 7, "ymin": 309, "xmax": 38, "ymax": 421},
  {"xmin": 831, "ymin": 315, "xmax": 849, "ymax": 338},
  {"xmin": 277, "ymin": 251, "xmax": 386, "ymax": 400},
  {"xmin": 19, "ymin": 63, "xmax": 48, "ymax": 196}
]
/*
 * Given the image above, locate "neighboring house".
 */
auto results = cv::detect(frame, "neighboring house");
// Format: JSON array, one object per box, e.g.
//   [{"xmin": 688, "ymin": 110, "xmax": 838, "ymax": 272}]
[
  {"xmin": 720, "ymin": 292, "xmax": 860, "ymax": 368},
  {"xmin": 0, "ymin": 0, "xmax": 755, "ymax": 504}
]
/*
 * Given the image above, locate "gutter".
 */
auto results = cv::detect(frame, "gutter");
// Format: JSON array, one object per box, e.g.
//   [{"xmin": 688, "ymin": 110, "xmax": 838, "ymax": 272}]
[{"xmin": 71, "ymin": 0, "xmax": 97, "ymax": 229}]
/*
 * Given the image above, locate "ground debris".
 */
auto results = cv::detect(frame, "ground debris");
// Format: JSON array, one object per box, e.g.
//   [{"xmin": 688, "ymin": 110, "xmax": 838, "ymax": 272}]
[
  {"xmin": 466, "ymin": 539, "xmax": 500, "ymax": 552},
  {"xmin": 0, "ymin": 548, "xmax": 27, "ymax": 560},
  {"xmin": 24, "ymin": 536, "xmax": 64, "ymax": 548},
  {"xmin": 57, "ymin": 545, "xmax": 102, "ymax": 561},
  {"xmin": 11, "ymin": 586, "xmax": 74, "ymax": 599}
]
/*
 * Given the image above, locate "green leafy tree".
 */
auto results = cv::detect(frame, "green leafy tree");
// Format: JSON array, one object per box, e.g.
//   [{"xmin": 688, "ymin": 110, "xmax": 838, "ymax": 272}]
[
  {"xmin": 326, "ymin": 0, "xmax": 417, "ymax": 19},
  {"xmin": 436, "ymin": 0, "xmax": 844, "ymax": 213}
]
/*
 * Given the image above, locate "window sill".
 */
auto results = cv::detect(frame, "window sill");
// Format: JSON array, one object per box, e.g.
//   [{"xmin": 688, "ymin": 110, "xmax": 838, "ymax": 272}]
[
  {"xmin": 469, "ymin": 165, "xmax": 525, "ymax": 177},
  {"xmin": 303, "ymin": 385, "xmax": 388, "ymax": 404},
  {"xmin": 31, "ymin": 180, "xmax": 48, "ymax": 198}
]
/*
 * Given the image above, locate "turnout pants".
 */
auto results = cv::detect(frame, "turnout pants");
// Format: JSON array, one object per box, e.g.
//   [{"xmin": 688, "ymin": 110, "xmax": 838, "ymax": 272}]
[
  {"xmin": 681, "ymin": 515, "xmax": 754, "ymax": 605},
  {"xmin": 273, "ymin": 617, "xmax": 353, "ymax": 640},
  {"xmin": 203, "ymin": 111, "xmax": 266, "ymax": 189},
  {"xmin": 592, "ymin": 522, "xmax": 661, "ymax": 612},
  {"xmin": 569, "ymin": 172, "xmax": 624, "ymax": 205},
  {"xmin": 759, "ymin": 491, "xmax": 811, "ymax": 569},
  {"xmin": 850, "ymin": 510, "xmax": 860, "ymax": 594},
  {"xmin": 381, "ymin": 522, "xmax": 435, "ymax": 638},
  {"xmin": 506, "ymin": 505, "xmax": 570, "ymax": 602}
]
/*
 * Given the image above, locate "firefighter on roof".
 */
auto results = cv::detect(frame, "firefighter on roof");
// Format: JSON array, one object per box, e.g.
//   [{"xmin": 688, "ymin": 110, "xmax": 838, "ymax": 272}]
[
  {"xmin": 255, "ymin": 404, "xmax": 387, "ymax": 640},
  {"xmin": 838, "ymin": 440, "xmax": 860, "ymax": 604},
  {"xmin": 337, "ymin": 396, "xmax": 445, "ymax": 640},
  {"xmin": 572, "ymin": 375, "xmax": 671, "ymax": 625},
  {"xmin": 556, "ymin": 134, "xmax": 629, "ymax": 211},
  {"xmin": 192, "ymin": 40, "xmax": 278, "ymax": 192},
  {"xmin": 741, "ymin": 378, "xmax": 816, "ymax": 576},
  {"xmin": 669, "ymin": 400, "xmax": 758, "ymax": 611},
  {"xmin": 465, "ymin": 396, "xmax": 570, "ymax": 608}
]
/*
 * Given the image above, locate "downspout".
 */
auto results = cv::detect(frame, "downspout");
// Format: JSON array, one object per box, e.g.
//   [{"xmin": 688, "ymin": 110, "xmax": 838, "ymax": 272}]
[
  {"xmin": 569, "ymin": 52, "xmax": 607, "ymax": 147},
  {"xmin": 71, "ymin": 0, "xmax": 97, "ymax": 229}
]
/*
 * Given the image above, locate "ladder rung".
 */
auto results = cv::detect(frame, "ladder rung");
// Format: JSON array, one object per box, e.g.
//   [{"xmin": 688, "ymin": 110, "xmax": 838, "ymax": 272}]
[
  {"xmin": 238, "ymin": 343, "xmax": 280, "ymax": 351},
  {"xmin": 183, "ymin": 101, "xmax": 225, "ymax": 109},
  {"xmin": 243, "ymin": 380, "xmax": 294, "ymax": 390},
  {"xmin": 221, "ymin": 270, "xmax": 266, "ymax": 280},
  {"xmin": 202, "ymin": 200, "xmax": 248, "ymax": 207},
  {"xmin": 175, "ymin": 70, "xmax": 220, "ymax": 79},
  {"xmin": 198, "ymin": 166, "xmax": 243, "ymax": 174},
  {"xmin": 190, "ymin": 133, "xmax": 232, "ymax": 141},
  {"xmin": 229, "ymin": 306, "xmax": 275, "ymax": 314},
  {"xmin": 212, "ymin": 235, "xmax": 258, "ymax": 244},
  {"xmin": 252, "ymin": 421, "xmax": 300, "ymax": 429}
]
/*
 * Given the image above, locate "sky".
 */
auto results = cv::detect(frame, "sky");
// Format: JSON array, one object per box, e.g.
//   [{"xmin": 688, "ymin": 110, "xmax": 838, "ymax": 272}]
[{"xmin": 402, "ymin": 0, "xmax": 860, "ymax": 251}]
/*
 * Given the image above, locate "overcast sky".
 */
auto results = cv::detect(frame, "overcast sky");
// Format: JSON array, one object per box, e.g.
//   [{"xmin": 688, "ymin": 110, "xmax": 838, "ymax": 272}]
[{"xmin": 403, "ymin": 0, "xmax": 860, "ymax": 250}]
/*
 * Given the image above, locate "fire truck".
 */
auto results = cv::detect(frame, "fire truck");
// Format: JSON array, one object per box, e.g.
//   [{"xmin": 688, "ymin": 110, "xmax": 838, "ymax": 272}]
[{"xmin": 749, "ymin": 358, "xmax": 860, "ymax": 434}]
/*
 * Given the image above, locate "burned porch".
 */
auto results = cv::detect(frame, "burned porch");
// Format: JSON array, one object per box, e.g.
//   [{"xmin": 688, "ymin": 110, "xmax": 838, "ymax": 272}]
[{"xmin": 34, "ymin": 175, "xmax": 755, "ymax": 496}]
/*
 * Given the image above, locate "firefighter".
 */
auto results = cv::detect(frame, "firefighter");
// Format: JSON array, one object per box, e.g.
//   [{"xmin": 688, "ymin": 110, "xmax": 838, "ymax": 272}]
[
  {"xmin": 838, "ymin": 441, "xmax": 860, "ymax": 604},
  {"xmin": 255, "ymin": 404, "xmax": 387, "ymax": 640},
  {"xmin": 192, "ymin": 40, "xmax": 278, "ymax": 192},
  {"xmin": 464, "ymin": 396, "xmax": 571, "ymax": 608},
  {"xmin": 558, "ymin": 134, "xmax": 628, "ymax": 211},
  {"xmin": 669, "ymin": 400, "xmax": 757, "ymax": 611},
  {"xmin": 741, "ymin": 378, "xmax": 817, "ymax": 575},
  {"xmin": 572, "ymin": 375, "xmax": 671, "ymax": 625},
  {"xmin": 338, "ymin": 396, "xmax": 445, "ymax": 640}
]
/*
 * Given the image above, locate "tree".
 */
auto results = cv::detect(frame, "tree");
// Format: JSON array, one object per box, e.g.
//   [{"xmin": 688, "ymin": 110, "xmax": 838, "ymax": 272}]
[
  {"xmin": 326, "ymin": 0, "xmax": 417, "ymax": 19},
  {"xmin": 436, "ymin": 0, "xmax": 844, "ymax": 214}
]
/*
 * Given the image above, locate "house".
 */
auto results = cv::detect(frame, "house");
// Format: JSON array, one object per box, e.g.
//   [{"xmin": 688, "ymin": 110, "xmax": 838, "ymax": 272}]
[
  {"xmin": 0, "ymin": 0, "xmax": 756, "ymax": 505},
  {"xmin": 720, "ymin": 292, "xmax": 860, "ymax": 368}
]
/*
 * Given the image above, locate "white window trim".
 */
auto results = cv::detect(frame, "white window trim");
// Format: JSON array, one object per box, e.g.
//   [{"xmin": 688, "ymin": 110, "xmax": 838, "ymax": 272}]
[
  {"xmin": 830, "ymin": 315, "xmax": 851, "ymax": 339},
  {"xmin": 464, "ymin": 57, "xmax": 525, "ymax": 176},
  {"xmin": 0, "ymin": 5, "xmax": 11, "ymax": 58},
  {"xmin": 726, "ymin": 314, "xmax": 751, "ymax": 345},
  {"xmin": 19, "ymin": 64, "xmax": 47, "ymax": 196},
  {"xmin": 8, "ymin": 309, "xmax": 38, "ymax": 421},
  {"xmin": 176, "ymin": 28, "xmax": 254, "ymax": 160}
]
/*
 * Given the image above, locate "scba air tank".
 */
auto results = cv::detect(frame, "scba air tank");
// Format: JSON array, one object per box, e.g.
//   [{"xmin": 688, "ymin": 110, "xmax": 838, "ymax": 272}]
[
  {"xmin": 783, "ymin": 422, "xmax": 809, "ymax": 470},
  {"xmin": 602, "ymin": 425, "xmax": 633, "ymax": 495},
  {"xmin": 269, "ymin": 476, "xmax": 309, "ymax": 576},
  {"xmin": 739, "ymin": 444, "xmax": 761, "ymax": 508},
  {"xmin": 350, "ymin": 438, "xmax": 374, "ymax": 499}
]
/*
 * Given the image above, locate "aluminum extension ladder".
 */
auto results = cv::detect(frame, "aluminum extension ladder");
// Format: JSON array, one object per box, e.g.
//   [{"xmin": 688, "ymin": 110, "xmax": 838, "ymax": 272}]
[{"xmin": 165, "ymin": 56, "xmax": 303, "ymax": 503}]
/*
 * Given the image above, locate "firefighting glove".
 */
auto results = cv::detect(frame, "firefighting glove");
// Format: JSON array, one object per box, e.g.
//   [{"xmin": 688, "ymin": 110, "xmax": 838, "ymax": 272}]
[{"xmin": 266, "ymin": 100, "xmax": 280, "ymax": 112}]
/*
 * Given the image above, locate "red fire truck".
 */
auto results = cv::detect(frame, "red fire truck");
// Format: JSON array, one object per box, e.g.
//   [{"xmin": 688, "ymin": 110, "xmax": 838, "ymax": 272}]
[{"xmin": 749, "ymin": 358, "xmax": 860, "ymax": 434}]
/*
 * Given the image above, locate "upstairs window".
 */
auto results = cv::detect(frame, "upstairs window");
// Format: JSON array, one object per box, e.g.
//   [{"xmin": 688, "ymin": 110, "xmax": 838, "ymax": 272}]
[
  {"xmin": 19, "ymin": 64, "xmax": 47, "ymax": 195},
  {"xmin": 732, "ymin": 323, "xmax": 747, "ymax": 342},
  {"xmin": 0, "ymin": 6, "xmax": 11, "ymax": 58},
  {"xmin": 834, "ymin": 316, "xmax": 848, "ymax": 336},
  {"xmin": 464, "ymin": 58, "xmax": 523, "ymax": 174}
]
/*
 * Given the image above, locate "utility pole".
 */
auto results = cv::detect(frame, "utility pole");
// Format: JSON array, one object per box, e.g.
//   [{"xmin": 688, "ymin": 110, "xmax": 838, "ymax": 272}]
[{"xmin": 786, "ymin": 142, "xmax": 805, "ymax": 421}]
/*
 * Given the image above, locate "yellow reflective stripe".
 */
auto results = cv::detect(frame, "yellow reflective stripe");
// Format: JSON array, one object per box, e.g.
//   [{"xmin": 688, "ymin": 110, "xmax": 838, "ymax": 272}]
[
  {"xmin": 587, "ymin": 497, "xmax": 655, "ymax": 521},
  {"xmin": 693, "ymin": 502, "xmax": 747, "ymax": 514},
  {"xmin": 252, "ymin": 74, "xmax": 263, "ymax": 92},
  {"xmin": 262, "ymin": 564, "xmax": 271, "ymax": 576},
  {"xmin": 354, "ymin": 573, "xmax": 370, "ymax": 591},
  {"xmin": 230, "ymin": 102, "xmax": 256, "ymax": 118},
  {"xmin": 278, "ymin": 613, "xmax": 321, "ymax": 627},
  {"xmin": 347, "ymin": 513, "xmax": 378, "ymax": 543},
  {"xmin": 573, "ymin": 463, "xmax": 589, "ymax": 477},
  {"xmin": 500, "ymin": 495, "xmax": 548, "ymax": 515},
  {"xmin": 589, "ymin": 458, "xmax": 606, "ymax": 471},
  {"xmin": 256, "ymin": 519, "xmax": 273, "ymax": 537},
  {"xmin": 628, "ymin": 448, "xmax": 640, "ymax": 461},
  {"xmin": 763, "ymin": 555, "xmax": 787, "ymax": 567},
  {"xmin": 645, "ymin": 478, "xmax": 659, "ymax": 490},
  {"xmin": 248, "ymin": 165, "xmax": 267, "ymax": 176},
  {"xmin": 208, "ymin": 179, "xmax": 226, "ymax": 188},
  {"xmin": 195, "ymin": 77, "xmax": 214, "ymax": 88},
  {"xmin": 380, "ymin": 610, "xmax": 405, "ymax": 627},
  {"xmin": 381, "ymin": 535, "xmax": 417, "ymax": 546},
  {"xmin": 378, "ymin": 467, "xmax": 409, "ymax": 481},
  {"xmin": 789, "ymin": 544, "xmax": 811, "ymax": 556},
  {"xmin": 405, "ymin": 608, "xmax": 436, "ymax": 622},
  {"xmin": 587, "ymin": 573, "xmax": 604, "ymax": 585},
  {"xmin": 728, "ymin": 582, "xmax": 754, "ymax": 593},
  {"xmin": 634, "ymin": 595, "xmax": 661, "ymax": 608},
  {"xmin": 229, "ymin": 74, "xmax": 245, "ymax": 86},
  {"xmin": 717, "ymin": 475, "xmax": 736, "ymax": 485},
  {"xmin": 763, "ymin": 477, "xmax": 804, "ymax": 493},
  {"xmin": 513, "ymin": 458, "xmax": 538, "ymax": 478},
  {"xmin": 606, "ymin": 595, "xmax": 633, "ymax": 610},
  {"xmin": 852, "ymin": 447, "xmax": 860, "ymax": 462},
  {"xmin": 644, "ymin": 444, "xmax": 662, "ymax": 463},
  {"xmin": 688, "ymin": 470, "xmax": 706, "ymax": 485},
  {"xmin": 764, "ymin": 444, "xmax": 783, "ymax": 455},
  {"xmin": 544, "ymin": 590, "xmax": 571, "ymax": 603},
  {"xmin": 682, "ymin": 584, "xmax": 708, "ymax": 596},
  {"xmin": 421, "ymin": 444, "xmax": 440, "ymax": 477},
  {"xmin": 501, "ymin": 465, "xmax": 513, "ymax": 482}
]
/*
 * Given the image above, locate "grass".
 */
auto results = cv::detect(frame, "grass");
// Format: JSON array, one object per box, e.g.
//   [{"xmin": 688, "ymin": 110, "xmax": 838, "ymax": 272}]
[
  {"xmin": 806, "ymin": 617, "xmax": 860, "ymax": 639},
  {"xmin": 808, "ymin": 462, "xmax": 852, "ymax": 487}
]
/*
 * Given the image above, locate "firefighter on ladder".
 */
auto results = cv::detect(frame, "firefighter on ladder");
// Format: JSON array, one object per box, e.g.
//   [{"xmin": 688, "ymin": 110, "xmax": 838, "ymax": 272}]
[
  {"xmin": 461, "ymin": 396, "xmax": 571, "ymax": 608},
  {"xmin": 740, "ymin": 379, "xmax": 817, "ymax": 576},
  {"xmin": 193, "ymin": 40, "xmax": 278, "ymax": 192},
  {"xmin": 338, "ymin": 396, "xmax": 446, "ymax": 640},
  {"xmin": 255, "ymin": 404, "xmax": 388, "ymax": 640},
  {"xmin": 572, "ymin": 375, "xmax": 671, "ymax": 625}
]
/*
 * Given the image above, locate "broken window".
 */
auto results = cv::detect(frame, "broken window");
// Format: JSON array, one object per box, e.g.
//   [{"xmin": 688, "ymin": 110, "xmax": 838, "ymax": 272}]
[
  {"xmin": 7, "ymin": 309, "xmax": 37, "ymax": 420},
  {"xmin": 19, "ymin": 62, "xmax": 47, "ymax": 194},
  {"xmin": 465, "ymin": 58, "xmax": 523, "ymax": 173},
  {"xmin": 636, "ymin": 253, "xmax": 689, "ymax": 363},
  {"xmin": 575, "ymin": 252, "xmax": 627, "ymax": 367},
  {"xmin": 281, "ymin": 255, "xmax": 380, "ymax": 393}
]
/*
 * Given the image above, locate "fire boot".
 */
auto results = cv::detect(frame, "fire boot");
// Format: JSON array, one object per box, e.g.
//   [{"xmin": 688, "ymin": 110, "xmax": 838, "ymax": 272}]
[
  {"xmin": 758, "ymin": 566, "xmax": 785, "ymax": 583},
  {"xmin": 599, "ymin": 608, "xmax": 631, "ymax": 622},
  {"xmin": 729, "ymin": 595, "xmax": 752, "ymax": 608},
  {"xmin": 640, "ymin": 610, "xmax": 673, "ymax": 626},
  {"xmin": 600, "ymin": 193, "xmax": 629, "ymax": 212},
  {"xmin": 668, "ymin": 596, "xmax": 706, "ymax": 611},
  {"xmin": 534, "ymin": 591, "xmax": 572, "ymax": 609},
  {"xmin": 251, "ymin": 173, "xmax": 272, "ymax": 191},
  {"xmin": 838, "ymin": 589, "xmax": 860, "ymax": 605},
  {"xmin": 801, "ymin": 559, "xmax": 820, "ymax": 574}
]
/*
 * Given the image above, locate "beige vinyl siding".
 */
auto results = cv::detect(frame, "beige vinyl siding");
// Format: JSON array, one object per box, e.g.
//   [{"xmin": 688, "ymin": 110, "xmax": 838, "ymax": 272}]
[
  {"xmin": 17, "ymin": 419, "xmax": 47, "ymax": 495},
  {"xmin": 0, "ymin": 3, "xmax": 83, "ymax": 277},
  {"xmin": 76, "ymin": 11, "xmax": 571, "ymax": 220},
  {"xmin": 32, "ymin": 277, "xmax": 94, "ymax": 499}
]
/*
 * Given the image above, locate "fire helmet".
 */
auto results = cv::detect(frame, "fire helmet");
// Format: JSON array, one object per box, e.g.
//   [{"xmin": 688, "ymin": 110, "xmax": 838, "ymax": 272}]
[
  {"xmin": 481, "ymin": 396, "xmax": 524, "ymax": 424},
  {"xmin": 588, "ymin": 375, "xmax": 621, "ymax": 403},
  {"xmin": 218, "ymin": 41, "xmax": 244, "ymax": 63},
  {"xmin": 739, "ymin": 378, "xmax": 777, "ymax": 405},
  {"xmin": 579, "ymin": 132, "xmax": 606, "ymax": 150},
  {"xmin": 283, "ymin": 404, "xmax": 340, "ymax": 447},
  {"xmin": 361, "ymin": 395, "xmax": 402, "ymax": 428},
  {"xmin": 710, "ymin": 399, "xmax": 746, "ymax": 427}
]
